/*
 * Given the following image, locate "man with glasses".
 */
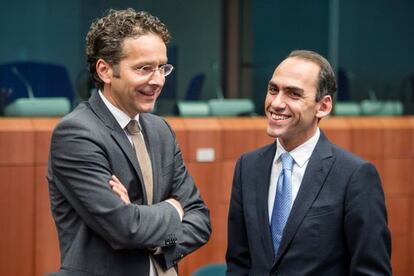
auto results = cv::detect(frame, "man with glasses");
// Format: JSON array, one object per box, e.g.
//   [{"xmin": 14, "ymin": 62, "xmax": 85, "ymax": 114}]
[{"xmin": 48, "ymin": 8, "xmax": 211, "ymax": 276}]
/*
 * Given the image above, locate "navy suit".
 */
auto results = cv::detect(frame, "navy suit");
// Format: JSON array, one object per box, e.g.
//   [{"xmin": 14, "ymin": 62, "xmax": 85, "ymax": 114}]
[{"xmin": 226, "ymin": 131, "xmax": 391, "ymax": 275}]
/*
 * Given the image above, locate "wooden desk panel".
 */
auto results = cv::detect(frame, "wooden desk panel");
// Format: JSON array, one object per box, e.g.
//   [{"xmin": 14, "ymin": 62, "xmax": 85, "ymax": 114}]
[
  {"xmin": 34, "ymin": 165, "xmax": 60, "ymax": 276},
  {"xmin": 381, "ymin": 158, "xmax": 412, "ymax": 196},
  {"xmin": 386, "ymin": 197, "xmax": 410, "ymax": 235},
  {"xmin": 380, "ymin": 117, "xmax": 414, "ymax": 157},
  {"xmin": 410, "ymin": 197, "xmax": 414, "ymax": 276},
  {"xmin": 218, "ymin": 118, "xmax": 257, "ymax": 160},
  {"xmin": 32, "ymin": 118, "xmax": 59, "ymax": 165},
  {"xmin": 184, "ymin": 162, "xmax": 227, "ymax": 274},
  {"xmin": 0, "ymin": 166, "xmax": 34, "ymax": 276},
  {"xmin": 0, "ymin": 119, "xmax": 34, "ymax": 165},
  {"xmin": 208, "ymin": 203, "xmax": 229, "ymax": 259},
  {"xmin": 165, "ymin": 117, "xmax": 189, "ymax": 160},
  {"xmin": 31, "ymin": 119, "xmax": 60, "ymax": 275},
  {"xmin": 219, "ymin": 161, "xmax": 237, "ymax": 205},
  {"xmin": 348, "ymin": 117, "xmax": 385, "ymax": 158},
  {"xmin": 183, "ymin": 118, "xmax": 222, "ymax": 162},
  {"xmin": 320, "ymin": 117, "xmax": 353, "ymax": 151},
  {"xmin": 393, "ymin": 234, "xmax": 410, "ymax": 275},
  {"xmin": 251, "ymin": 117, "xmax": 275, "ymax": 148},
  {"xmin": 187, "ymin": 162, "xmax": 222, "ymax": 208}
]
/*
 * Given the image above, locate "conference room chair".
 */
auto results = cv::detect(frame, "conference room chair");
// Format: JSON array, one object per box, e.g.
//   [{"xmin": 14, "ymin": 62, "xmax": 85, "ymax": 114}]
[
  {"xmin": 0, "ymin": 61, "xmax": 74, "ymax": 116},
  {"xmin": 192, "ymin": 263, "xmax": 227, "ymax": 276}
]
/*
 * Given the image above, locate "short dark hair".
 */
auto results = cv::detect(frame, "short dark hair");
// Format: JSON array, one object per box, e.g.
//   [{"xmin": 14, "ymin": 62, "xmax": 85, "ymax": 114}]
[
  {"xmin": 86, "ymin": 8, "xmax": 171, "ymax": 90},
  {"xmin": 288, "ymin": 50, "xmax": 337, "ymax": 102}
]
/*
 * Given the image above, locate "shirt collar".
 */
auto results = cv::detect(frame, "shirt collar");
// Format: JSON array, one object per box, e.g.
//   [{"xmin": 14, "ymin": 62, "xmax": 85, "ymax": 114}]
[
  {"xmin": 275, "ymin": 128, "xmax": 320, "ymax": 168},
  {"xmin": 98, "ymin": 90, "xmax": 139, "ymax": 130}
]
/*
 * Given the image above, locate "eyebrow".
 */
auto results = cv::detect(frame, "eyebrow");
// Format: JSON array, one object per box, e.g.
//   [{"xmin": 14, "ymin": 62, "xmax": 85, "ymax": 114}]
[
  {"xmin": 285, "ymin": 86, "xmax": 304, "ymax": 94},
  {"xmin": 268, "ymin": 81, "xmax": 304, "ymax": 94},
  {"xmin": 268, "ymin": 80, "xmax": 277, "ymax": 87}
]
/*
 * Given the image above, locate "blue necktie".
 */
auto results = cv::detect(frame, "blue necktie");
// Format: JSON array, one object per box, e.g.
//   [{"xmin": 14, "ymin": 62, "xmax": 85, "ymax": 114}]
[{"xmin": 270, "ymin": 152, "xmax": 294, "ymax": 255}]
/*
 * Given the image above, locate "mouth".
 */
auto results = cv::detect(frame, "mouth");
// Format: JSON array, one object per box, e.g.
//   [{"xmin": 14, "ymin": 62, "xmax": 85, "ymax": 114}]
[
  {"xmin": 269, "ymin": 111, "xmax": 291, "ymax": 121},
  {"xmin": 137, "ymin": 89, "xmax": 157, "ymax": 97}
]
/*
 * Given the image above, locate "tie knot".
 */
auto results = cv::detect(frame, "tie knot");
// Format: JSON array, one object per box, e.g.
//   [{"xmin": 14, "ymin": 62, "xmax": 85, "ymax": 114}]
[
  {"xmin": 280, "ymin": 152, "xmax": 294, "ymax": 171},
  {"xmin": 126, "ymin": 120, "xmax": 141, "ymax": 135}
]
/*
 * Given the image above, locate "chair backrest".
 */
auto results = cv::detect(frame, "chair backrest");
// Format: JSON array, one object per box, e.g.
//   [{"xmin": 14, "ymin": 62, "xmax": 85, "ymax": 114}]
[
  {"xmin": 176, "ymin": 101, "xmax": 210, "ymax": 117},
  {"xmin": 192, "ymin": 263, "xmax": 226, "ymax": 276},
  {"xmin": 208, "ymin": 98, "xmax": 255, "ymax": 116},
  {"xmin": 185, "ymin": 73, "xmax": 205, "ymax": 101},
  {"xmin": 0, "ymin": 61, "xmax": 75, "ymax": 106}
]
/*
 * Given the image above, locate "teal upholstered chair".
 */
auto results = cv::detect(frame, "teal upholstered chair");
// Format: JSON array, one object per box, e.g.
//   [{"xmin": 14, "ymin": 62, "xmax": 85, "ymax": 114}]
[
  {"xmin": 176, "ymin": 101, "xmax": 210, "ymax": 117},
  {"xmin": 208, "ymin": 98, "xmax": 255, "ymax": 116},
  {"xmin": 192, "ymin": 263, "xmax": 226, "ymax": 276},
  {"xmin": 0, "ymin": 61, "xmax": 74, "ymax": 116},
  {"xmin": 334, "ymin": 101, "xmax": 361, "ymax": 116},
  {"xmin": 360, "ymin": 100, "xmax": 403, "ymax": 115}
]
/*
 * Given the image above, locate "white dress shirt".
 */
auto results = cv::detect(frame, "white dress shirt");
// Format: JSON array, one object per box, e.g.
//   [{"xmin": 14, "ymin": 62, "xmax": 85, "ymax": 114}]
[{"xmin": 268, "ymin": 128, "xmax": 321, "ymax": 222}]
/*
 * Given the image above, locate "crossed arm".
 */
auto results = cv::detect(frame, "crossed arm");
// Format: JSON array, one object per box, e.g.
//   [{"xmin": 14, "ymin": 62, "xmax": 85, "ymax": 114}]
[{"xmin": 109, "ymin": 175, "xmax": 184, "ymax": 218}]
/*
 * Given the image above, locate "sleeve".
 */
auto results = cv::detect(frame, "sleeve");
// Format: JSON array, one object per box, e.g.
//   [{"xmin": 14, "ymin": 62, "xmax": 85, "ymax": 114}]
[
  {"xmin": 49, "ymin": 119, "xmax": 183, "ymax": 251},
  {"xmin": 225, "ymin": 156, "xmax": 251, "ymax": 275},
  {"xmin": 344, "ymin": 162, "xmax": 392, "ymax": 275},
  {"xmin": 158, "ymin": 119, "xmax": 212, "ymax": 269}
]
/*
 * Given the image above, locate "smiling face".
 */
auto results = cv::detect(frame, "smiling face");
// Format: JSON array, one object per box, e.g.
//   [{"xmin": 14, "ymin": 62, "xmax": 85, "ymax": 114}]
[
  {"xmin": 96, "ymin": 33, "xmax": 167, "ymax": 117},
  {"xmin": 264, "ymin": 56, "xmax": 332, "ymax": 151}
]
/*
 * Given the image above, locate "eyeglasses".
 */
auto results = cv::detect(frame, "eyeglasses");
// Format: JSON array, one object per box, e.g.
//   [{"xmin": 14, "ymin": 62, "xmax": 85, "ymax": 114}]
[{"xmin": 136, "ymin": 64, "xmax": 174, "ymax": 77}]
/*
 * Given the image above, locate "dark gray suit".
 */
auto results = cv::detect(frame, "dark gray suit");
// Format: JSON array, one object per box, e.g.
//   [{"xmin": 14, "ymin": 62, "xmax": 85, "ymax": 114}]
[
  {"xmin": 226, "ymin": 132, "xmax": 391, "ymax": 275},
  {"xmin": 48, "ymin": 91, "xmax": 211, "ymax": 276}
]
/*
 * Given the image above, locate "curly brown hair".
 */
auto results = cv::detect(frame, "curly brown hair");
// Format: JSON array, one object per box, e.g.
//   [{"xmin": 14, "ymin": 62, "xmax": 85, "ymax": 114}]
[{"xmin": 86, "ymin": 8, "xmax": 171, "ymax": 90}]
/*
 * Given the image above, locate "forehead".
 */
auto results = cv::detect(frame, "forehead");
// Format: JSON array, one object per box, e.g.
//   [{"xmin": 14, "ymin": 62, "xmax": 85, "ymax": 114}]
[
  {"xmin": 121, "ymin": 33, "xmax": 167, "ymax": 61},
  {"xmin": 271, "ymin": 57, "xmax": 320, "ymax": 88}
]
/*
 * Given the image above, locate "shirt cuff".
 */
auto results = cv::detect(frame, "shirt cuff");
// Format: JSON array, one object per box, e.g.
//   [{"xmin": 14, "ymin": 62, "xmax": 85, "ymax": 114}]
[{"xmin": 166, "ymin": 200, "xmax": 183, "ymax": 221}]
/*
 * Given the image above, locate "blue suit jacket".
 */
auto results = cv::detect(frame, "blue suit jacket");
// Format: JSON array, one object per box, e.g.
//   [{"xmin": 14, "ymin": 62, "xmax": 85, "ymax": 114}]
[{"xmin": 226, "ymin": 132, "xmax": 391, "ymax": 275}]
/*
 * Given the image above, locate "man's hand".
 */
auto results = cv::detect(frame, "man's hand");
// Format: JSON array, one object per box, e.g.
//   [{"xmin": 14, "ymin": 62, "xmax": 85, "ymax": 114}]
[{"xmin": 109, "ymin": 175, "xmax": 131, "ymax": 204}]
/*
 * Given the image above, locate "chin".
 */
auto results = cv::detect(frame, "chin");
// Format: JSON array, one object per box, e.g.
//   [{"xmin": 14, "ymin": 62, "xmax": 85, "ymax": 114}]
[
  {"xmin": 266, "ymin": 126, "xmax": 280, "ymax": 138},
  {"xmin": 140, "ymin": 108, "xmax": 154, "ymax": 113},
  {"xmin": 138, "ymin": 103, "xmax": 155, "ymax": 113}
]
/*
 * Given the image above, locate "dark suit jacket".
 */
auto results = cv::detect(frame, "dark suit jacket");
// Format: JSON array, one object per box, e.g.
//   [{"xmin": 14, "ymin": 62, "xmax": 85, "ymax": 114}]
[
  {"xmin": 226, "ymin": 131, "xmax": 391, "ymax": 276},
  {"xmin": 48, "ymin": 91, "xmax": 211, "ymax": 276}
]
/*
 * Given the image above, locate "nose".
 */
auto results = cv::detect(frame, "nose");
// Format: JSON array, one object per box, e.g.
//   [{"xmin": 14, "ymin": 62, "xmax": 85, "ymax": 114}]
[
  {"xmin": 148, "ymin": 70, "xmax": 165, "ymax": 86},
  {"xmin": 271, "ymin": 92, "xmax": 287, "ymax": 110}
]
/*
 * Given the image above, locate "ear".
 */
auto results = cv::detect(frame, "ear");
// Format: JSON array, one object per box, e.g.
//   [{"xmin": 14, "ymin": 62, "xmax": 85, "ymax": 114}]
[
  {"xmin": 96, "ymin": 59, "xmax": 113, "ymax": 85},
  {"xmin": 316, "ymin": 95, "xmax": 332, "ymax": 119}
]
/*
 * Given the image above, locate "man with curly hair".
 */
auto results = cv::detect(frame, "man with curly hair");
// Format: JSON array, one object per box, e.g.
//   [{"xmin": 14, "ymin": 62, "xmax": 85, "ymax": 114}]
[{"xmin": 48, "ymin": 8, "xmax": 211, "ymax": 276}]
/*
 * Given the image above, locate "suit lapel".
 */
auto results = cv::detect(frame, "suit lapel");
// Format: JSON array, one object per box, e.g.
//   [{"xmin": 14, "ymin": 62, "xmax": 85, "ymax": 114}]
[
  {"xmin": 88, "ymin": 91, "xmax": 148, "ymax": 203},
  {"xmin": 255, "ymin": 143, "xmax": 278, "ymax": 262},
  {"xmin": 274, "ymin": 132, "xmax": 335, "ymax": 264}
]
